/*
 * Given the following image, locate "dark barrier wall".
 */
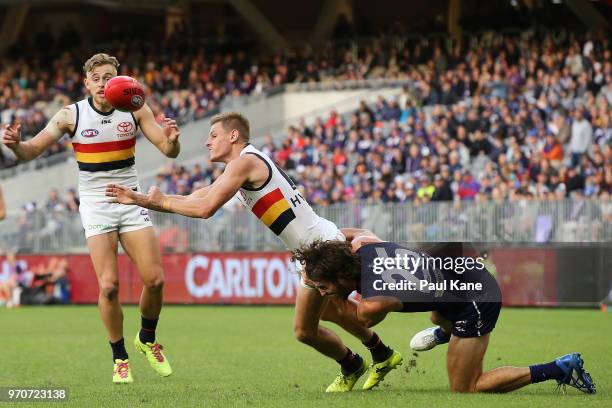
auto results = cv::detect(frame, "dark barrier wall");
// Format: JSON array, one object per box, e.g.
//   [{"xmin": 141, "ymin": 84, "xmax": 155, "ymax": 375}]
[
  {"xmin": 1, "ymin": 245, "xmax": 610, "ymax": 306},
  {"xmin": 487, "ymin": 244, "xmax": 611, "ymax": 306},
  {"xmin": 554, "ymin": 245, "xmax": 612, "ymax": 305}
]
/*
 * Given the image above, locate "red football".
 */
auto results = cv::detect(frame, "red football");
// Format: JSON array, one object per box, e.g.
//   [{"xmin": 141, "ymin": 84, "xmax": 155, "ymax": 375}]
[{"xmin": 104, "ymin": 76, "xmax": 146, "ymax": 112}]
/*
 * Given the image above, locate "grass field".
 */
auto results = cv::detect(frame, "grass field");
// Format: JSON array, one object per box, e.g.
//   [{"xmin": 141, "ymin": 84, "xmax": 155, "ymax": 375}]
[{"xmin": 1, "ymin": 306, "xmax": 609, "ymax": 407}]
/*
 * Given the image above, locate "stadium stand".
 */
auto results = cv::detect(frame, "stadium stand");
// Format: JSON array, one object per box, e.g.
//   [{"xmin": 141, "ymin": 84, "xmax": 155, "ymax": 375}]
[
  {"xmin": 2, "ymin": 28, "xmax": 609, "ymax": 172},
  {"xmin": 1, "ymin": 26, "xmax": 610, "ymax": 253}
]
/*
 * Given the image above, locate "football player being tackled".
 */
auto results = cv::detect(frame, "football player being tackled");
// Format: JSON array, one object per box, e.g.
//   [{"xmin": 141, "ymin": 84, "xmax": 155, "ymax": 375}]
[{"xmin": 291, "ymin": 229, "xmax": 596, "ymax": 395}]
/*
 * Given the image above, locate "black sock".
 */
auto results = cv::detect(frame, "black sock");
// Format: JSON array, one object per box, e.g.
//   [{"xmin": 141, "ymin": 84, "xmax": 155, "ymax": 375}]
[
  {"xmin": 139, "ymin": 316, "xmax": 159, "ymax": 344},
  {"xmin": 529, "ymin": 361, "xmax": 565, "ymax": 383},
  {"xmin": 434, "ymin": 327, "xmax": 451, "ymax": 343},
  {"xmin": 110, "ymin": 338, "xmax": 128, "ymax": 362},
  {"xmin": 363, "ymin": 332, "xmax": 393, "ymax": 363},
  {"xmin": 337, "ymin": 349, "xmax": 363, "ymax": 376}
]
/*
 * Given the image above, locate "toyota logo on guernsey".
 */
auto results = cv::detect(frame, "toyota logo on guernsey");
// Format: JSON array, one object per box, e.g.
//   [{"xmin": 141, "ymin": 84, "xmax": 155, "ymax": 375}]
[
  {"xmin": 116, "ymin": 121, "xmax": 134, "ymax": 138},
  {"xmin": 117, "ymin": 122, "xmax": 133, "ymax": 133},
  {"xmin": 81, "ymin": 129, "xmax": 99, "ymax": 138}
]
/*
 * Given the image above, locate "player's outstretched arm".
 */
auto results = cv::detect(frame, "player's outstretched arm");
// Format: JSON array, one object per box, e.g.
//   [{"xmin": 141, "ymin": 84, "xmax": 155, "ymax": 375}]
[
  {"xmin": 135, "ymin": 104, "xmax": 180, "ymax": 158},
  {"xmin": 357, "ymin": 297, "xmax": 403, "ymax": 328},
  {"xmin": 161, "ymin": 185, "xmax": 213, "ymax": 202},
  {"xmin": 107, "ymin": 157, "xmax": 251, "ymax": 218},
  {"xmin": 1, "ymin": 107, "xmax": 73, "ymax": 161}
]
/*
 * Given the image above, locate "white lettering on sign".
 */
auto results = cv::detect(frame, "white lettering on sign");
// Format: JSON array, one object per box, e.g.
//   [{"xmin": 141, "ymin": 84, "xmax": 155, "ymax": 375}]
[{"xmin": 185, "ymin": 255, "xmax": 299, "ymax": 299}]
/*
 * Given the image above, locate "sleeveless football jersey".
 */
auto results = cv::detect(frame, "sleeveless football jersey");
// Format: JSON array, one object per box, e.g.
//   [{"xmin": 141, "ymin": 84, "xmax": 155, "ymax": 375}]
[
  {"xmin": 235, "ymin": 144, "xmax": 323, "ymax": 250},
  {"xmin": 69, "ymin": 97, "xmax": 139, "ymax": 197}
]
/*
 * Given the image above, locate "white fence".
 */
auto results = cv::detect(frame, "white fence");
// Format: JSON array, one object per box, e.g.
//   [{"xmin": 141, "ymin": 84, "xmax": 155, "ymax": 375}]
[{"xmin": 1, "ymin": 198, "xmax": 610, "ymax": 254}]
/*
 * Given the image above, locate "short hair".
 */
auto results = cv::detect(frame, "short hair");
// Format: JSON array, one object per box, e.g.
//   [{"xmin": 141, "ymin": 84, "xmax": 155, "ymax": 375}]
[
  {"xmin": 83, "ymin": 53, "xmax": 119, "ymax": 74},
  {"xmin": 291, "ymin": 240, "xmax": 361, "ymax": 284},
  {"xmin": 210, "ymin": 111, "xmax": 250, "ymax": 142}
]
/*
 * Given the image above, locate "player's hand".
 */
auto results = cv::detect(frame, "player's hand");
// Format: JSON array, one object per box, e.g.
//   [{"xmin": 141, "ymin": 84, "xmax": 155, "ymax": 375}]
[
  {"xmin": 2, "ymin": 123, "xmax": 22, "ymax": 150},
  {"xmin": 161, "ymin": 117, "xmax": 180, "ymax": 143},
  {"xmin": 106, "ymin": 184, "xmax": 139, "ymax": 205},
  {"xmin": 146, "ymin": 186, "xmax": 164, "ymax": 207}
]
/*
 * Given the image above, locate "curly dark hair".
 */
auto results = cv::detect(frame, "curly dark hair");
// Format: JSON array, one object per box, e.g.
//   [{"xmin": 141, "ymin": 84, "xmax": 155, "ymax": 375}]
[{"xmin": 291, "ymin": 240, "xmax": 362, "ymax": 284}]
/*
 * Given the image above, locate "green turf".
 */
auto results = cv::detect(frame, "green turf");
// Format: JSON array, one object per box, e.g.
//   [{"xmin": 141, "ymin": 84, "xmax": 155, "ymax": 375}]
[{"xmin": 0, "ymin": 306, "xmax": 609, "ymax": 407}]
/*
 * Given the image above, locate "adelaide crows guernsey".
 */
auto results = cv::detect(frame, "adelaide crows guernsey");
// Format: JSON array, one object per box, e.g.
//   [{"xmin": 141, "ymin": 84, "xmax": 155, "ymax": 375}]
[
  {"xmin": 235, "ymin": 144, "xmax": 325, "ymax": 250},
  {"xmin": 69, "ymin": 97, "xmax": 139, "ymax": 197}
]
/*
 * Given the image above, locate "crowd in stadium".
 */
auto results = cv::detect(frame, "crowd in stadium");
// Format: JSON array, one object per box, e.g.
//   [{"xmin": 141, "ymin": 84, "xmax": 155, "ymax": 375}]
[
  {"xmin": 144, "ymin": 30, "xmax": 607, "ymax": 206},
  {"xmin": 1, "ymin": 28, "xmax": 610, "ymax": 173},
  {"xmin": 0, "ymin": 28, "xmax": 609, "ymax": 227},
  {"xmin": 0, "ymin": 251, "xmax": 70, "ymax": 307}
]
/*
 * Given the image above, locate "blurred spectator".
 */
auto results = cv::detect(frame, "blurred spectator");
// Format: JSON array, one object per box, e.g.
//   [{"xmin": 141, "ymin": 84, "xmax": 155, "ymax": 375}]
[
  {"xmin": 431, "ymin": 174, "xmax": 453, "ymax": 201},
  {"xmin": 0, "ymin": 252, "xmax": 23, "ymax": 307},
  {"xmin": 45, "ymin": 188, "xmax": 65, "ymax": 212},
  {"xmin": 19, "ymin": 256, "xmax": 70, "ymax": 305},
  {"xmin": 569, "ymin": 108, "xmax": 593, "ymax": 168},
  {"xmin": 66, "ymin": 188, "xmax": 80, "ymax": 213},
  {"xmin": 0, "ymin": 186, "xmax": 5, "ymax": 220}
]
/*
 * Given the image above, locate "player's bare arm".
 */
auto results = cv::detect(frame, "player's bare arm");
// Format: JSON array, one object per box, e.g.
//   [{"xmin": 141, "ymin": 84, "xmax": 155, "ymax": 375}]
[
  {"xmin": 1, "ymin": 106, "xmax": 74, "ymax": 161},
  {"xmin": 340, "ymin": 228, "xmax": 378, "ymax": 242},
  {"xmin": 107, "ymin": 155, "xmax": 264, "ymax": 217},
  {"xmin": 104, "ymin": 182, "xmax": 212, "ymax": 213},
  {"xmin": 134, "ymin": 104, "xmax": 180, "ymax": 158},
  {"xmin": 160, "ymin": 184, "xmax": 213, "ymax": 202},
  {"xmin": 349, "ymin": 231, "xmax": 383, "ymax": 251},
  {"xmin": 357, "ymin": 297, "xmax": 403, "ymax": 328}
]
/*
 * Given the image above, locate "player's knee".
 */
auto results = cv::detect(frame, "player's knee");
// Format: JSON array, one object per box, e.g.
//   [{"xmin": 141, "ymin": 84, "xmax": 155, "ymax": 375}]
[
  {"xmin": 142, "ymin": 275, "xmax": 164, "ymax": 292},
  {"xmin": 293, "ymin": 326, "xmax": 317, "ymax": 345},
  {"xmin": 99, "ymin": 280, "xmax": 119, "ymax": 301}
]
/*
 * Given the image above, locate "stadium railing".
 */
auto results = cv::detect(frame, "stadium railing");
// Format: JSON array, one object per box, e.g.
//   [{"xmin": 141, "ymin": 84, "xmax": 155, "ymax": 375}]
[{"xmin": 1, "ymin": 198, "xmax": 609, "ymax": 254}]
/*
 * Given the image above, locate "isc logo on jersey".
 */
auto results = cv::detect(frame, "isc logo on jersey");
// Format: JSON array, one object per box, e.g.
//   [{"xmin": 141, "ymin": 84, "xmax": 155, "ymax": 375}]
[{"xmin": 116, "ymin": 121, "xmax": 134, "ymax": 138}]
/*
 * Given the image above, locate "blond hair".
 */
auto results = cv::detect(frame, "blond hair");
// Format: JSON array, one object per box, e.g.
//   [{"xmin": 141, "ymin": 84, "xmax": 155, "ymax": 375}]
[
  {"xmin": 83, "ymin": 53, "xmax": 119, "ymax": 74},
  {"xmin": 210, "ymin": 111, "xmax": 250, "ymax": 142}
]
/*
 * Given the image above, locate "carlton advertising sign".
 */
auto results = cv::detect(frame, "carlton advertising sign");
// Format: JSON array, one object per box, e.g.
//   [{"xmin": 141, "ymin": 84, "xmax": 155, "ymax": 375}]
[
  {"xmin": 182, "ymin": 253, "xmax": 299, "ymax": 302},
  {"xmin": 8, "ymin": 252, "xmax": 299, "ymax": 304}
]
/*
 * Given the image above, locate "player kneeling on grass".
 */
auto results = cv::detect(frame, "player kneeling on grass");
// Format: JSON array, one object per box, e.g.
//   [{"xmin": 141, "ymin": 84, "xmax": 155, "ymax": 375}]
[{"xmin": 291, "ymin": 231, "xmax": 596, "ymax": 394}]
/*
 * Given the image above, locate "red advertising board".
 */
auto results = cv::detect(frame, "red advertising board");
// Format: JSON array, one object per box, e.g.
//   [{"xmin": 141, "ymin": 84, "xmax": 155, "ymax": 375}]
[
  {"xmin": 488, "ymin": 248, "xmax": 558, "ymax": 306},
  {"xmin": 2, "ymin": 253, "xmax": 298, "ymax": 304},
  {"xmin": 1, "ymin": 249, "xmax": 559, "ymax": 305}
]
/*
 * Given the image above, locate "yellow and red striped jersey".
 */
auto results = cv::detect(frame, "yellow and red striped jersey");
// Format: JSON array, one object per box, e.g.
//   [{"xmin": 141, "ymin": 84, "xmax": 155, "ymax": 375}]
[
  {"xmin": 235, "ymin": 144, "xmax": 327, "ymax": 250},
  {"xmin": 69, "ymin": 97, "xmax": 140, "ymax": 196}
]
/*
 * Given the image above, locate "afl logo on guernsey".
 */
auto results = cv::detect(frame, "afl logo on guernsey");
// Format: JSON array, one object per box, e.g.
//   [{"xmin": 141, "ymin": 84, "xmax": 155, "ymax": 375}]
[{"xmin": 81, "ymin": 129, "xmax": 99, "ymax": 138}]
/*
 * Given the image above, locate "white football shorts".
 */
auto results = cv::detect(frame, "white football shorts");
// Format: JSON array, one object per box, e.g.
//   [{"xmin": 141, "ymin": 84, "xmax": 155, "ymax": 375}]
[{"xmin": 79, "ymin": 194, "xmax": 153, "ymax": 239}]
